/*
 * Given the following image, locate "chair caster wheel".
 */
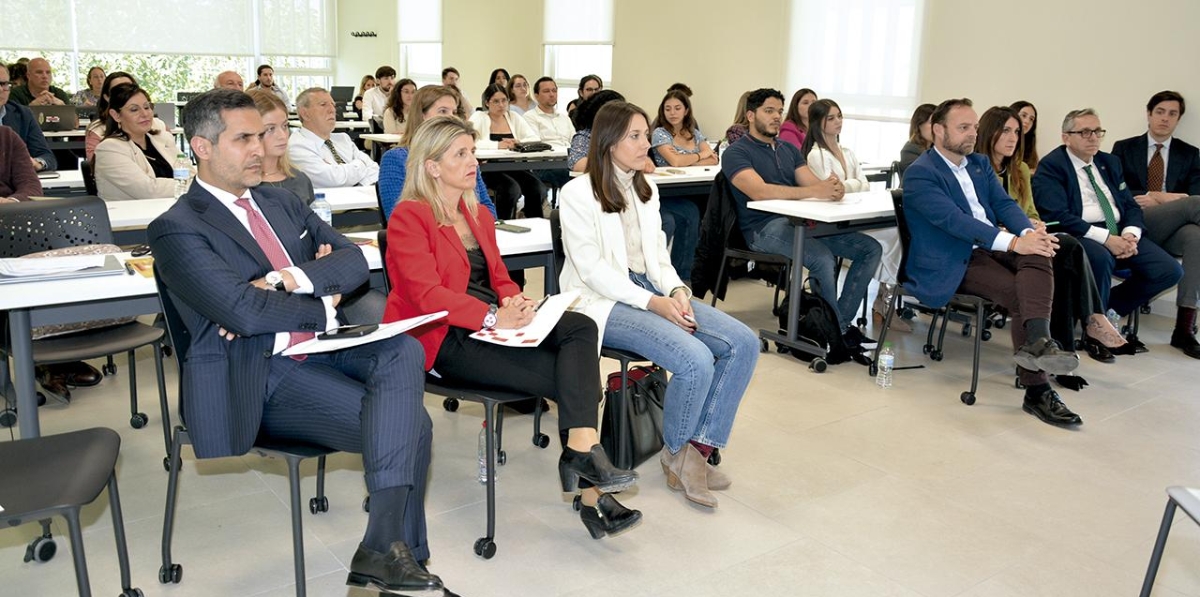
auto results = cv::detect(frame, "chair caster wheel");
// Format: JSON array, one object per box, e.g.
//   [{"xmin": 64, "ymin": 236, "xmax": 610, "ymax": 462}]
[
  {"xmin": 120, "ymin": 588, "xmax": 145, "ymax": 597},
  {"xmin": 24, "ymin": 536, "xmax": 56, "ymax": 563},
  {"xmin": 707, "ymin": 448, "xmax": 721, "ymax": 466},
  {"xmin": 533, "ymin": 433, "xmax": 550, "ymax": 448},
  {"xmin": 776, "ymin": 343, "xmax": 788, "ymax": 354},
  {"xmin": 869, "ymin": 364, "xmax": 878, "ymax": 376},
  {"xmin": 1140, "ymin": 304, "xmax": 1152, "ymax": 315},
  {"xmin": 442, "ymin": 397, "xmax": 459, "ymax": 412},
  {"xmin": 161, "ymin": 345, "xmax": 173, "ymax": 358},
  {"xmin": 572, "ymin": 495, "xmax": 582, "ymax": 511},
  {"xmin": 37, "ymin": 392, "xmax": 47, "ymax": 406},
  {"xmin": 993, "ymin": 318, "xmax": 1006, "ymax": 329},
  {"xmin": 158, "ymin": 563, "xmax": 183, "ymax": 584},
  {"xmin": 930, "ymin": 350, "xmax": 944, "ymax": 361},
  {"xmin": 760, "ymin": 338, "xmax": 769, "ymax": 353},
  {"xmin": 309, "ymin": 496, "xmax": 329, "ymax": 514},
  {"xmin": 1014, "ymin": 377, "xmax": 1025, "ymax": 390},
  {"xmin": 981, "ymin": 329, "xmax": 992, "ymax": 341},
  {"xmin": 497, "ymin": 450, "xmax": 507, "ymax": 465},
  {"xmin": 0, "ymin": 408, "xmax": 16, "ymax": 428},
  {"xmin": 809, "ymin": 358, "xmax": 827, "ymax": 373},
  {"xmin": 857, "ymin": 316, "xmax": 867, "ymax": 327},
  {"xmin": 103, "ymin": 363, "xmax": 117, "ymax": 376},
  {"xmin": 922, "ymin": 344, "xmax": 933, "ymax": 355},
  {"xmin": 162, "ymin": 456, "xmax": 172, "ymax": 472},
  {"xmin": 474, "ymin": 537, "xmax": 497, "ymax": 559},
  {"xmin": 362, "ymin": 496, "xmax": 370, "ymax": 512},
  {"xmin": 130, "ymin": 412, "xmax": 148, "ymax": 429},
  {"xmin": 960, "ymin": 391, "xmax": 976, "ymax": 405}
]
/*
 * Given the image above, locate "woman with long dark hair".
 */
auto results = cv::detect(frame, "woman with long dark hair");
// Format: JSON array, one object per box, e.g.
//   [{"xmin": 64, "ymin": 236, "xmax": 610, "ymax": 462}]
[
  {"xmin": 898, "ymin": 102, "xmax": 936, "ymax": 176},
  {"xmin": 1010, "ymin": 100, "xmax": 1040, "ymax": 172},
  {"xmin": 468, "ymin": 84, "xmax": 547, "ymax": 219},
  {"xmin": 559, "ymin": 101, "xmax": 759, "ymax": 509},
  {"xmin": 93, "ymin": 84, "xmax": 183, "ymax": 201},
  {"xmin": 382, "ymin": 78, "xmax": 416, "ymax": 134},
  {"xmin": 780, "ymin": 87, "xmax": 816, "ymax": 150},
  {"xmin": 507, "ymin": 74, "xmax": 535, "ymax": 115}
]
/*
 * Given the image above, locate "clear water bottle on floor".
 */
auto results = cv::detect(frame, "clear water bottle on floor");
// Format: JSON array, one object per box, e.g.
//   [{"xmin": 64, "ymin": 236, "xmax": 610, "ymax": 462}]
[
  {"xmin": 477, "ymin": 421, "xmax": 497, "ymax": 484},
  {"xmin": 876, "ymin": 342, "xmax": 895, "ymax": 388},
  {"xmin": 311, "ymin": 192, "xmax": 332, "ymax": 227},
  {"xmin": 172, "ymin": 153, "xmax": 190, "ymax": 199},
  {"xmin": 1106, "ymin": 308, "xmax": 1121, "ymax": 330}
]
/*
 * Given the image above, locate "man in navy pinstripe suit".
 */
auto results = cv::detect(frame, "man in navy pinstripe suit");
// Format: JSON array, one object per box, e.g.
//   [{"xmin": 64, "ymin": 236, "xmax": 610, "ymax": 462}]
[{"xmin": 148, "ymin": 90, "xmax": 446, "ymax": 595}]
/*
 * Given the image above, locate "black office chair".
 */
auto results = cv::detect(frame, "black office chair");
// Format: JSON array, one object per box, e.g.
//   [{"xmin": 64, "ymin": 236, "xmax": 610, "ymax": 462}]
[
  {"xmin": 873, "ymin": 189, "xmax": 996, "ymax": 405},
  {"xmin": 0, "ymin": 427, "xmax": 143, "ymax": 597},
  {"xmin": 704, "ymin": 173, "xmax": 792, "ymax": 311},
  {"xmin": 80, "ymin": 159, "xmax": 99, "ymax": 196},
  {"xmin": 0, "ymin": 197, "xmax": 168, "ymax": 434},
  {"xmin": 376, "ymin": 227, "xmax": 550, "ymax": 560},
  {"xmin": 153, "ymin": 268, "xmax": 333, "ymax": 596}
]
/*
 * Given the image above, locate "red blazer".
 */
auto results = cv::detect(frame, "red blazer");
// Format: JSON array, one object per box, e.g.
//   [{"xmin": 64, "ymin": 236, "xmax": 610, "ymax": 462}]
[{"xmin": 383, "ymin": 198, "xmax": 521, "ymax": 370}]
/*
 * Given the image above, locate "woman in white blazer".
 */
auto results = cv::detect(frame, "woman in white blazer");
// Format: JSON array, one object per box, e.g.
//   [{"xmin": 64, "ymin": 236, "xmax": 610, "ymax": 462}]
[
  {"xmin": 802, "ymin": 98, "xmax": 908, "ymax": 331},
  {"xmin": 559, "ymin": 101, "xmax": 758, "ymax": 510},
  {"xmin": 93, "ymin": 84, "xmax": 184, "ymax": 201},
  {"xmin": 469, "ymin": 84, "xmax": 546, "ymax": 219}
]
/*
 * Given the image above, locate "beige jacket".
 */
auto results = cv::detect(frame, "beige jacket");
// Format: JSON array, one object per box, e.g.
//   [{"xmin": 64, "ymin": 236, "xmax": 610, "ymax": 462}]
[{"xmin": 94, "ymin": 120, "xmax": 182, "ymax": 201}]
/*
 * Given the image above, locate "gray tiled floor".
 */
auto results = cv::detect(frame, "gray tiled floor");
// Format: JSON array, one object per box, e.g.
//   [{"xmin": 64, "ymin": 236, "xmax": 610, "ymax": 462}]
[{"xmin": 3, "ymin": 277, "xmax": 1198, "ymax": 596}]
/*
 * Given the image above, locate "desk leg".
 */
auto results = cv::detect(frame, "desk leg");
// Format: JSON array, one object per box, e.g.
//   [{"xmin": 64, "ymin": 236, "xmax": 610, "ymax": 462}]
[
  {"xmin": 758, "ymin": 220, "xmax": 826, "ymax": 360},
  {"xmin": 10, "ymin": 309, "xmax": 40, "ymax": 439},
  {"xmin": 544, "ymin": 254, "xmax": 559, "ymax": 294}
]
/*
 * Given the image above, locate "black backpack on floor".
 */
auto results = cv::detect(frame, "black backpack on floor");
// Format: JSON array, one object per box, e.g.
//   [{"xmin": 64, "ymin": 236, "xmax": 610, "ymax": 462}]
[{"xmin": 775, "ymin": 278, "xmax": 853, "ymax": 365}]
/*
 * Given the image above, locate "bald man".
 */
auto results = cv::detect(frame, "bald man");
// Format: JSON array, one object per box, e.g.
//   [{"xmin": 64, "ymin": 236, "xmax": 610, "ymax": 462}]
[
  {"xmin": 10, "ymin": 57, "xmax": 70, "ymax": 106},
  {"xmin": 214, "ymin": 71, "xmax": 245, "ymax": 91}
]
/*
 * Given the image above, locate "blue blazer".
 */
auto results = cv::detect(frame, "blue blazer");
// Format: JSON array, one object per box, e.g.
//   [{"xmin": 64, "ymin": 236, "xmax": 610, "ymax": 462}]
[
  {"xmin": 147, "ymin": 184, "xmax": 368, "ymax": 458},
  {"xmin": 901, "ymin": 149, "xmax": 1033, "ymax": 307},
  {"xmin": 1110, "ymin": 133, "xmax": 1200, "ymax": 197},
  {"xmin": 1, "ymin": 100, "xmax": 57, "ymax": 170},
  {"xmin": 1031, "ymin": 145, "xmax": 1144, "ymax": 237}
]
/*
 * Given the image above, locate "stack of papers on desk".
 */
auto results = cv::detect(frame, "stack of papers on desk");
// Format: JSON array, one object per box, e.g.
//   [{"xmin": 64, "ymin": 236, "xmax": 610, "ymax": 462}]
[{"xmin": 0, "ymin": 255, "xmax": 107, "ymax": 278}]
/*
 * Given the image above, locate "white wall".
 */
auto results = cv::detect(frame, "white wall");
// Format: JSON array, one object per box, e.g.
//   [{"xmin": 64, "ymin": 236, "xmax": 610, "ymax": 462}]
[
  {"xmin": 919, "ymin": 0, "xmax": 1200, "ymax": 158},
  {"xmin": 335, "ymin": 0, "xmax": 399, "ymax": 88}
]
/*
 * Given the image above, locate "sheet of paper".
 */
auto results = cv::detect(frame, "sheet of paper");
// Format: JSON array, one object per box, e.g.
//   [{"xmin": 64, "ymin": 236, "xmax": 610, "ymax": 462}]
[
  {"xmin": 469, "ymin": 290, "xmax": 580, "ymax": 348},
  {"xmin": 0, "ymin": 254, "xmax": 106, "ymax": 277},
  {"xmin": 283, "ymin": 311, "xmax": 447, "ymax": 356}
]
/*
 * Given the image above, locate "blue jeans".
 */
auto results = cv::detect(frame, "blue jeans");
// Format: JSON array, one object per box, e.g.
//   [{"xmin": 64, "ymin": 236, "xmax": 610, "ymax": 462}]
[
  {"xmin": 603, "ymin": 272, "xmax": 759, "ymax": 453},
  {"xmin": 660, "ymin": 197, "xmax": 701, "ymax": 281},
  {"xmin": 749, "ymin": 216, "xmax": 882, "ymax": 330}
]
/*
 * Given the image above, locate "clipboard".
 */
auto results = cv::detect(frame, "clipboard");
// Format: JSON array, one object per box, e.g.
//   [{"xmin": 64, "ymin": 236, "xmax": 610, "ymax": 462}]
[{"xmin": 0, "ymin": 255, "xmax": 127, "ymax": 285}]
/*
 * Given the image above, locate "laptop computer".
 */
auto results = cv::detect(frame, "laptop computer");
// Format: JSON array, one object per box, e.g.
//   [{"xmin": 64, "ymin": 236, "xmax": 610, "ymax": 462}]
[
  {"xmin": 74, "ymin": 105, "xmax": 97, "ymax": 122},
  {"xmin": 154, "ymin": 103, "xmax": 177, "ymax": 129},
  {"xmin": 176, "ymin": 91, "xmax": 203, "ymax": 103},
  {"xmin": 29, "ymin": 105, "xmax": 78, "ymax": 132},
  {"xmin": 330, "ymin": 86, "xmax": 354, "ymax": 107}
]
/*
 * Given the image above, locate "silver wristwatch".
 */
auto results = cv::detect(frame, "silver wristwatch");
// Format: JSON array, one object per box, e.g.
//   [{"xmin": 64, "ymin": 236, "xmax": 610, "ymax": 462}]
[
  {"xmin": 265, "ymin": 270, "xmax": 286, "ymax": 291},
  {"xmin": 483, "ymin": 304, "xmax": 498, "ymax": 330}
]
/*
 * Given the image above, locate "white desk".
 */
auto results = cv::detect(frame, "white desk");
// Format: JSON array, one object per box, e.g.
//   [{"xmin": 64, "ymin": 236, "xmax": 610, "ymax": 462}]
[
  {"xmin": 361, "ymin": 133, "xmax": 403, "ymax": 161},
  {"xmin": 748, "ymin": 190, "xmax": 897, "ymax": 365},
  {"xmin": 3, "ymin": 218, "xmax": 556, "ymax": 439},
  {"xmin": 38, "ymin": 170, "xmax": 86, "ymax": 192}
]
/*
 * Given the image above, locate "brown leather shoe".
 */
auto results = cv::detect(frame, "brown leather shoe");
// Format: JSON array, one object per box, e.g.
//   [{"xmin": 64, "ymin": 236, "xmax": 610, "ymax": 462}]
[
  {"xmin": 35, "ymin": 366, "xmax": 71, "ymax": 404},
  {"xmin": 661, "ymin": 445, "xmax": 718, "ymax": 508},
  {"xmin": 58, "ymin": 361, "xmax": 103, "ymax": 387}
]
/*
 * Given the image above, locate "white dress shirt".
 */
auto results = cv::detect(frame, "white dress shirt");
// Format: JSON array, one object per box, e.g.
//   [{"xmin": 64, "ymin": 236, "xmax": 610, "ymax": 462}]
[
  {"xmin": 287, "ymin": 126, "xmax": 379, "ymax": 188},
  {"xmin": 194, "ymin": 177, "xmax": 337, "ymax": 353},
  {"xmin": 1145, "ymin": 134, "xmax": 1173, "ymax": 192},
  {"xmin": 361, "ymin": 86, "xmax": 388, "ymax": 122},
  {"xmin": 523, "ymin": 105, "xmax": 575, "ymax": 146},
  {"xmin": 1067, "ymin": 151, "xmax": 1140, "ymax": 244},
  {"xmin": 937, "ymin": 150, "xmax": 1016, "ymax": 251}
]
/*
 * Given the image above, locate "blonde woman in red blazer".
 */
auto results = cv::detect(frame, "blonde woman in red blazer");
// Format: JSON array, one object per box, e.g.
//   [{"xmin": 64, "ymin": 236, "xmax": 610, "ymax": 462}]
[{"xmin": 383, "ymin": 117, "xmax": 643, "ymax": 540}]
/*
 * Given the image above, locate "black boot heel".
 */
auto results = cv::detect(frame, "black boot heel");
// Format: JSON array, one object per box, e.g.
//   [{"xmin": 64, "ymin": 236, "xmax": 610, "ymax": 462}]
[
  {"xmin": 580, "ymin": 493, "xmax": 642, "ymax": 539},
  {"xmin": 558, "ymin": 444, "xmax": 638, "ymax": 493}
]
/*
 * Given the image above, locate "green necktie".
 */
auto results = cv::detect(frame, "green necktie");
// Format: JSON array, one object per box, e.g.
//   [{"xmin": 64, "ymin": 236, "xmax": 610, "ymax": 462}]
[{"xmin": 1084, "ymin": 164, "xmax": 1118, "ymax": 235}]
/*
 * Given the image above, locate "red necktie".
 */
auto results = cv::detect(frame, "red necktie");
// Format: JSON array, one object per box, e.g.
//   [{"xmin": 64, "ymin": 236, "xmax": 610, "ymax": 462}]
[
  {"xmin": 233, "ymin": 197, "xmax": 315, "ymax": 352},
  {"xmin": 1147, "ymin": 143, "xmax": 1165, "ymax": 193}
]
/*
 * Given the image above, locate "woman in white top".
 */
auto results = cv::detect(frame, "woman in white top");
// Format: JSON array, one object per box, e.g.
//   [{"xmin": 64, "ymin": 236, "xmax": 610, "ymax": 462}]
[
  {"xmin": 802, "ymin": 98, "xmax": 908, "ymax": 331},
  {"xmin": 559, "ymin": 101, "xmax": 759, "ymax": 509},
  {"xmin": 382, "ymin": 78, "xmax": 416, "ymax": 134},
  {"xmin": 507, "ymin": 74, "xmax": 535, "ymax": 115},
  {"xmin": 93, "ymin": 84, "xmax": 183, "ymax": 201},
  {"xmin": 468, "ymin": 84, "xmax": 546, "ymax": 219}
]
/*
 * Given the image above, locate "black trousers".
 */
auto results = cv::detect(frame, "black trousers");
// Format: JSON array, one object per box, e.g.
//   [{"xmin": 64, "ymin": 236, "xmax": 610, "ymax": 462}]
[
  {"xmin": 432, "ymin": 311, "xmax": 600, "ymax": 431},
  {"xmin": 482, "ymin": 170, "xmax": 546, "ymax": 220},
  {"xmin": 1049, "ymin": 234, "xmax": 1104, "ymax": 348}
]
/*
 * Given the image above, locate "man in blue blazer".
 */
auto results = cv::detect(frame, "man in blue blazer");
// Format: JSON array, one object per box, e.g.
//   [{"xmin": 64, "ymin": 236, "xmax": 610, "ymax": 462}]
[
  {"xmin": 1110, "ymin": 90, "xmax": 1200, "ymax": 359},
  {"xmin": 148, "ymin": 90, "xmax": 445, "ymax": 595},
  {"xmin": 1033, "ymin": 108, "xmax": 1183, "ymax": 354},
  {"xmin": 904, "ymin": 98, "xmax": 1082, "ymax": 427}
]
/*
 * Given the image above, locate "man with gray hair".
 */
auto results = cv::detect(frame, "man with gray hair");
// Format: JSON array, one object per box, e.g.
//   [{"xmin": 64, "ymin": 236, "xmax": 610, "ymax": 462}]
[
  {"xmin": 214, "ymin": 70, "xmax": 245, "ymax": 91},
  {"xmin": 288, "ymin": 87, "xmax": 378, "ymax": 187},
  {"xmin": 148, "ymin": 88, "xmax": 448, "ymax": 595},
  {"xmin": 1033, "ymin": 108, "xmax": 1183, "ymax": 353}
]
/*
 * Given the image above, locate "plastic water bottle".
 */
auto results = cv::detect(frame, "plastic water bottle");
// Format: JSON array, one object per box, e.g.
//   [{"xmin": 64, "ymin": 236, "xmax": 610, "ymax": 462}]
[
  {"xmin": 477, "ymin": 421, "xmax": 497, "ymax": 484},
  {"xmin": 1106, "ymin": 308, "xmax": 1122, "ymax": 330},
  {"xmin": 172, "ymin": 153, "xmax": 190, "ymax": 199},
  {"xmin": 311, "ymin": 192, "xmax": 333, "ymax": 227},
  {"xmin": 876, "ymin": 342, "xmax": 895, "ymax": 388}
]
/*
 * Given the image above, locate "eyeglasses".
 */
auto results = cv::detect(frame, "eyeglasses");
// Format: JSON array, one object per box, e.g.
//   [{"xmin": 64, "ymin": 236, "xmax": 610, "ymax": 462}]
[
  {"xmin": 1066, "ymin": 129, "xmax": 1106, "ymax": 139},
  {"xmin": 0, "ymin": 82, "xmax": 11, "ymax": 89}
]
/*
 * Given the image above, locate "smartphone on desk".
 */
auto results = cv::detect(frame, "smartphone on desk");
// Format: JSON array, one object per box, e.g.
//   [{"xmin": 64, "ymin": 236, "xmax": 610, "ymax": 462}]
[
  {"xmin": 495, "ymin": 222, "xmax": 531, "ymax": 233},
  {"xmin": 317, "ymin": 324, "xmax": 378, "ymax": 340}
]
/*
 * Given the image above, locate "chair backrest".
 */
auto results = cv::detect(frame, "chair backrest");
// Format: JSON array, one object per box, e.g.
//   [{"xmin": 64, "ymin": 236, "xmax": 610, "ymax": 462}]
[
  {"xmin": 153, "ymin": 264, "xmax": 191, "ymax": 424},
  {"xmin": 548, "ymin": 208, "xmax": 565, "ymax": 277},
  {"xmin": 888, "ymin": 161, "xmax": 901, "ymax": 189},
  {"xmin": 0, "ymin": 195, "xmax": 114, "ymax": 258},
  {"xmin": 373, "ymin": 181, "xmax": 388, "ymax": 227},
  {"xmin": 889, "ymin": 189, "xmax": 913, "ymax": 286},
  {"xmin": 376, "ymin": 228, "xmax": 392, "ymax": 294},
  {"xmin": 711, "ymin": 171, "xmax": 752, "ymax": 252},
  {"xmin": 81, "ymin": 159, "xmax": 99, "ymax": 195}
]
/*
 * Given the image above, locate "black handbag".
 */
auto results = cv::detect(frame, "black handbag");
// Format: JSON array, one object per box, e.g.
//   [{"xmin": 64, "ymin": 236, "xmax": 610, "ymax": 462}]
[
  {"xmin": 512, "ymin": 141, "xmax": 553, "ymax": 153},
  {"xmin": 600, "ymin": 365, "xmax": 667, "ymax": 470}
]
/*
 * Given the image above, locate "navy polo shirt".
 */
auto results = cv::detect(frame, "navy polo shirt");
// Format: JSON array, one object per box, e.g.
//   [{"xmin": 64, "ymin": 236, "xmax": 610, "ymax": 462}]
[{"xmin": 720, "ymin": 133, "xmax": 806, "ymax": 240}]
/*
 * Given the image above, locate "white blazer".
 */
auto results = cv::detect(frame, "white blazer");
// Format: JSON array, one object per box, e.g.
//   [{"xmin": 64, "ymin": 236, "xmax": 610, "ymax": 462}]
[
  {"xmin": 557, "ymin": 173, "xmax": 686, "ymax": 349},
  {"xmin": 93, "ymin": 119, "xmax": 182, "ymax": 201},
  {"xmin": 468, "ymin": 110, "xmax": 541, "ymax": 149},
  {"xmin": 806, "ymin": 144, "xmax": 869, "ymax": 193}
]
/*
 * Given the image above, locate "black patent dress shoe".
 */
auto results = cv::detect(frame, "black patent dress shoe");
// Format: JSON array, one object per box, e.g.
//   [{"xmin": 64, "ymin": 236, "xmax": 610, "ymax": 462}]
[
  {"xmin": 1082, "ymin": 337, "xmax": 1115, "ymax": 363},
  {"xmin": 580, "ymin": 493, "xmax": 643, "ymax": 539},
  {"xmin": 1170, "ymin": 331, "xmax": 1200, "ymax": 360},
  {"xmin": 1014, "ymin": 337, "xmax": 1080, "ymax": 375},
  {"xmin": 58, "ymin": 361, "xmax": 103, "ymax": 387},
  {"xmin": 558, "ymin": 444, "xmax": 638, "ymax": 493},
  {"xmin": 346, "ymin": 542, "xmax": 444, "ymax": 594},
  {"xmin": 1053, "ymin": 374, "xmax": 1089, "ymax": 392},
  {"xmin": 1022, "ymin": 387, "xmax": 1083, "ymax": 427},
  {"xmin": 1126, "ymin": 335, "xmax": 1149, "ymax": 353}
]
